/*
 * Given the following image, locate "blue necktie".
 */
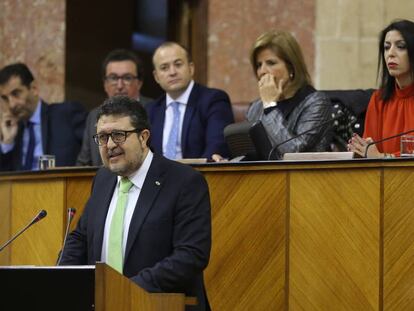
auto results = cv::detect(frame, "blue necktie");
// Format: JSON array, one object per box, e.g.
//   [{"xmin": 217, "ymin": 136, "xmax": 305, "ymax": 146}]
[
  {"xmin": 24, "ymin": 121, "xmax": 35, "ymax": 170},
  {"xmin": 165, "ymin": 102, "xmax": 181, "ymax": 159}
]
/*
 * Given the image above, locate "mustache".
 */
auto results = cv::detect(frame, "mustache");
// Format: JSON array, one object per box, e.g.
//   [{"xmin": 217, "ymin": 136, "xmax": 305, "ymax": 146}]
[{"xmin": 107, "ymin": 147, "xmax": 123, "ymax": 158}]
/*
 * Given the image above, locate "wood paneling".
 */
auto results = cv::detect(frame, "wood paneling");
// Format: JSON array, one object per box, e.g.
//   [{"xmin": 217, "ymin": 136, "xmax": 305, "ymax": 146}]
[
  {"xmin": 0, "ymin": 181, "xmax": 11, "ymax": 265},
  {"xmin": 2, "ymin": 161, "xmax": 414, "ymax": 310},
  {"xmin": 289, "ymin": 169, "xmax": 381, "ymax": 310},
  {"xmin": 10, "ymin": 179, "xmax": 65, "ymax": 265},
  {"xmin": 204, "ymin": 171, "xmax": 287, "ymax": 310},
  {"xmin": 383, "ymin": 168, "xmax": 414, "ymax": 310}
]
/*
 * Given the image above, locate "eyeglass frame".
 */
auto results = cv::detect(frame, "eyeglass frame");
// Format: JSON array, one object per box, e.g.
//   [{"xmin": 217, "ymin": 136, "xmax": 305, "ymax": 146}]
[
  {"xmin": 103, "ymin": 74, "xmax": 139, "ymax": 85},
  {"xmin": 93, "ymin": 128, "xmax": 143, "ymax": 146}
]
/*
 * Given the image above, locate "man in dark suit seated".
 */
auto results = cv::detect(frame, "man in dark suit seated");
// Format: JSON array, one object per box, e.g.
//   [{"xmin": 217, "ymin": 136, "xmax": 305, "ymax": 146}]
[
  {"xmin": 0, "ymin": 63, "xmax": 87, "ymax": 171},
  {"xmin": 60, "ymin": 96, "xmax": 211, "ymax": 311},
  {"xmin": 147, "ymin": 42, "xmax": 234, "ymax": 162},
  {"xmin": 76, "ymin": 49, "xmax": 153, "ymax": 166}
]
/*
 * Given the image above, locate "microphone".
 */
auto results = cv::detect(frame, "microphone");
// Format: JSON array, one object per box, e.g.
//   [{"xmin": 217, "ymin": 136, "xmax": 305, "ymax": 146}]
[
  {"xmin": 56, "ymin": 207, "xmax": 76, "ymax": 265},
  {"xmin": 0, "ymin": 210, "xmax": 47, "ymax": 252},
  {"xmin": 364, "ymin": 129, "xmax": 414, "ymax": 158},
  {"xmin": 267, "ymin": 110, "xmax": 344, "ymax": 160}
]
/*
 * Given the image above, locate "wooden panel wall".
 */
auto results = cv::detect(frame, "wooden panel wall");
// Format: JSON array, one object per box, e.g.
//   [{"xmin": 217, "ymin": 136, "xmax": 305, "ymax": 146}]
[
  {"xmin": 289, "ymin": 168, "xmax": 381, "ymax": 310},
  {"xmin": 10, "ymin": 179, "xmax": 65, "ymax": 265},
  {"xmin": 204, "ymin": 170, "xmax": 287, "ymax": 310},
  {"xmin": 383, "ymin": 168, "xmax": 414, "ymax": 310}
]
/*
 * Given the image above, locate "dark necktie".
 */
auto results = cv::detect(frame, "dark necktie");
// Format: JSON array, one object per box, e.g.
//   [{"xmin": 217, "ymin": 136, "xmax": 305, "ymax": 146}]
[{"xmin": 24, "ymin": 121, "xmax": 35, "ymax": 170}]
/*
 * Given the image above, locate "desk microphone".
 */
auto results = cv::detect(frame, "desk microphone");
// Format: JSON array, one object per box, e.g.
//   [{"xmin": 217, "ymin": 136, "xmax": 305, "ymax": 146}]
[
  {"xmin": 56, "ymin": 207, "xmax": 76, "ymax": 265},
  {"xmin": 267, "ymin": 110, "xmax": 344, "ymax": 160},
  {"xmin": 0, "ymin": 209, "xmax": 47, "ymax": 252},
  {"xmin": 364, "ymin": 129, "xmax": 414, "ymax": 157}
]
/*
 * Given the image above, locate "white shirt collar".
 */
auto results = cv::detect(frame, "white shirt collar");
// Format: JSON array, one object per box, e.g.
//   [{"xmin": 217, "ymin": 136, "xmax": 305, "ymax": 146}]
[
  {"xmin": 117, "ymin": 150, "xmax": 154, "ymax": 189},
  {"xmin": 166, "ymin": 80, "xmax": 194, "ymax": 107}
]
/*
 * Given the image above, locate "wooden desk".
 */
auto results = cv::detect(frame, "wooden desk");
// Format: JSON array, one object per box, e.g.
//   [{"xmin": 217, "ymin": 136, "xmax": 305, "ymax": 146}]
[{"xmin": 1, "ymin": 159, "xmax": 414, "ymax": 310}]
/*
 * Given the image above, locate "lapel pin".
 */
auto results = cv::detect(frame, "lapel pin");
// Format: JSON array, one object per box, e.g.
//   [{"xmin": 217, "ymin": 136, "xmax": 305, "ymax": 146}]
[{"xmin": 155, "ymin": 181, "xmax": 161, "ymax": 186}]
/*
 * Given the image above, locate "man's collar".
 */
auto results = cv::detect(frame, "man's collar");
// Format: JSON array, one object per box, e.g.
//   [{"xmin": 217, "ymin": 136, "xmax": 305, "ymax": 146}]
[
  {"xmin": 118, "ymin": 150, "xmax": 154, "ymax": 189},
  {"xmin": 166, "ymin": 80, "xmax": 194, "ymax": 106},
  {"xmin": 29, "ymin": 99, "xmax": 42, "ymax": 125}
]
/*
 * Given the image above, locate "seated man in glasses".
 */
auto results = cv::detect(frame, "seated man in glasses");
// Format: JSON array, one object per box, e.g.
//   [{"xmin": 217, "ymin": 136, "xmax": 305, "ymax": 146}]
[
  {"xmin": 76, "ymin": 49, "xmax": 153, "ymax": 167},
  {"xmin": 0, "ymin": 62, "xmax": 86, "ymax": 171},
  {"xmin": 60, "ymin": 95, "xmax": 211, "ymax": 311}
]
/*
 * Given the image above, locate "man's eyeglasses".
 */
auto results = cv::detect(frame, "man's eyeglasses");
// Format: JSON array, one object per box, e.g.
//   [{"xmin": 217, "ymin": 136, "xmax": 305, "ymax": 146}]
[
  {"xmin": 93, "ymin": 129, "xmax": 141, "ymax": 146},
  {"xmin": 104, "ymin": 74, "xmax": 138, "ymax": 85}
]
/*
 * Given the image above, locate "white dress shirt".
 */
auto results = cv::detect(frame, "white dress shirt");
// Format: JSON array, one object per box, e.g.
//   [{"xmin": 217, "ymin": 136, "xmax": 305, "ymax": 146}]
[
  {"xmin": 101, "ymin": 151, "xmax": 154, "ymax": 263},
  {"xmin": 162, "ymin": 80, "xmax": 195, "ymax": 159}
]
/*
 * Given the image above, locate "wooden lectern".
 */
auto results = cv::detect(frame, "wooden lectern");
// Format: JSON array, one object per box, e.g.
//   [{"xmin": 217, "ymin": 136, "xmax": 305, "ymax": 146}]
[{"xmin": 0, "ymin": 262, "xmax": 195, "ymax": 310}]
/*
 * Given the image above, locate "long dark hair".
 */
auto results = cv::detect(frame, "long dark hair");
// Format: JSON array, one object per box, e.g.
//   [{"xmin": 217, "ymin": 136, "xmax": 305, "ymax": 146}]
[{"xmin": 378, "ymin": 19, "xmax": 414, "ymax": 102}]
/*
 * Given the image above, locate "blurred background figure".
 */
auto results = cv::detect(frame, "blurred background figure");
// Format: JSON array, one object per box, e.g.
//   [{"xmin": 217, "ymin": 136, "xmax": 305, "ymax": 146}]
[
  {"xmin": 76, "ymin": 49, "xmax": 153, "ymax": 166},
  {"xmin": 246, "ymin": 30, "xmax": 333, "ymax": 159},
  {"xmin": 348, "ymin": 19, "xmax": 414, "ymax": 158},
  {"xmin": 0, "ymin": 63, "xmax": 86, "ymax": 171}
]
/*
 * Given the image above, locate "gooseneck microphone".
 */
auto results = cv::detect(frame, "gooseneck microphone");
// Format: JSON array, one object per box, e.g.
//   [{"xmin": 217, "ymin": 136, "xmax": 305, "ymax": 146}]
[
  {"xmin": 364, "ymin": 129, "xmax": 414, "ymax": 158},
  {"xmin": 267, "ymin": 111, "xmax": 344, "ymax": 160},
  {"xmin": 0, "ymin": 209, "xmax": 47, "ymax": 252},
  {"xmin": 56, "ymin": 207, "xmax": 77, "ymax": 265}
]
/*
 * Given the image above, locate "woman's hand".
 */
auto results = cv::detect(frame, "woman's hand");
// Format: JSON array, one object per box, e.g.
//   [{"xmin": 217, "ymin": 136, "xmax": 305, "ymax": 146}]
[
  {"xmin": 258, "ymin": 73, "xmax": 284, "ymax": 105},
  {"xmin": 347, "ymin": 134, "xmax": 384, "ymax": 158}
]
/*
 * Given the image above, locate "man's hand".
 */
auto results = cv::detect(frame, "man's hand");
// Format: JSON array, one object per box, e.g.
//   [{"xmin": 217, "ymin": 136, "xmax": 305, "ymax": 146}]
[{"xmin": 0, "ymin": 110, "xmax": 18, "ymax": 144}]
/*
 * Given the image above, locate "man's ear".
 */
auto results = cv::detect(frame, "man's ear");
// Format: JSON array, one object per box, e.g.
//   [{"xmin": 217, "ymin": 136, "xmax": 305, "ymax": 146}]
[
  {"xmin": 29, "ymin": 80, "xmax": 39, "ymax": 97},
  {"xmin": 153, "ymin": 70, "xmax": 160, "ymax": 84},
  {"xmin": 140, "ymin": 129, "xmax": 150, "ymax": 146}
]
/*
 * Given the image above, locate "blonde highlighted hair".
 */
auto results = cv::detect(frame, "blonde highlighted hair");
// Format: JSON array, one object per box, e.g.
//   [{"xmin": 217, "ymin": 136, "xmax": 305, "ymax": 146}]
[{"xmin": 250, "ymin": 30, "xmax": 312, "ymax": 96}]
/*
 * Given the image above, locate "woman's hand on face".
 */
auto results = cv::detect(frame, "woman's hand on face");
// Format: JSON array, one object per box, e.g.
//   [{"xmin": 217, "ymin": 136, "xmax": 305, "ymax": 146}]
[
  {"xmin": 347, "ymin": 134, "xmax": 383, "ymax": 158},
  {"xmin": 258, "ymin": 73, "xmax": 284, "ymax": 104}
]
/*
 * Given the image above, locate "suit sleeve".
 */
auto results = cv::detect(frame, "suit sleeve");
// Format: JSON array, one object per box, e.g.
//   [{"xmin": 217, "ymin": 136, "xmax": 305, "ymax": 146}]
[
  {"xmin": 131, "ymin": 170, "xmax": 212, "ymax": 292},
  {"xmin": 76, "ymin": 110, "xmax": 95, "ymax": 166},
  {"xmin": 202, "ymin": 90, "xmax": 234, "ymax": 158}
]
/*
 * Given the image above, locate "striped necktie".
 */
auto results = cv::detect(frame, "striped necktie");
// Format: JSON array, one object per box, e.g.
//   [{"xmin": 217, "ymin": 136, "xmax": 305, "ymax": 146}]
[{"xmin": 107, "ymin": 178, "xmax": 133, "ymax": 273}]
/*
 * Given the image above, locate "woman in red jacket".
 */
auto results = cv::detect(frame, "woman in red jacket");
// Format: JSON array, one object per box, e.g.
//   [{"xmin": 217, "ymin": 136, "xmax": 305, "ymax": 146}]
[{"xmin": 348, "ymin": 19, "xmax": 414, "ymax": 158}]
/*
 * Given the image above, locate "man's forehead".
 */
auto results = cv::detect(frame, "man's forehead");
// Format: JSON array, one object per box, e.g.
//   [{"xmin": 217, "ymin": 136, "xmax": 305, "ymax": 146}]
[
  {"xmin": 97, "ymin": 114, "xmax": 132, "ymax": 127},
  {"xmin": 154, "ymin": 46, "xmax": 187, "ymax": 64},
  {"xmin": 1, "ymin": 76, "xmax": 25, "ymax": 91},
  {"xmin": 105, "ymin": 60, "xmax": 137, "ymax": 75}
]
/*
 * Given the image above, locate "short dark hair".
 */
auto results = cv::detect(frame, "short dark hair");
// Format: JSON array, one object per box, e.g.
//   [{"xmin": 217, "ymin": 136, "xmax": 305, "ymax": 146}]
[
  {"xmin": 96, "ymin": 95, "xmax": 150, "ymax": 134},
  {"xmin": 378, "ymin": 19, "xmax": 414, "ymax": 102},
  {"xmin": 0, "ymin": 62, "xmax": 34, "ymax": 87},
  {"xmin": 101, "ymin": 49, "xmax": 144, "ymax": 80}
]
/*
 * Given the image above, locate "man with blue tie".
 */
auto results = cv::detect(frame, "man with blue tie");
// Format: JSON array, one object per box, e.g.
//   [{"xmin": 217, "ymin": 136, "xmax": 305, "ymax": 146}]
[
  {"xmin": 146, "ymin": 42, "xmax": 234, "ymax": 161},
  {"xmin": 0, "ymin": 63, "xmax": 86, "ymax": 171}
]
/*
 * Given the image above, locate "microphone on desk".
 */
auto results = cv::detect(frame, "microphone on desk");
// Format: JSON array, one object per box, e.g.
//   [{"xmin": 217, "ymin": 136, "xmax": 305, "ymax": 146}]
[
  {"xmin": 0, "ymin": 209, "xmax": 47, "ymax": 252},
  {"xmin": 56, "ymin": 207, "xmax": 76, "ymax": 265},
  {"xmin": 267, "ymin": 110, "xmax": 344, "ymax": 160},
  {"xmin": 363, "ymin": 129, "xmax": 414, "ymax": 158}
]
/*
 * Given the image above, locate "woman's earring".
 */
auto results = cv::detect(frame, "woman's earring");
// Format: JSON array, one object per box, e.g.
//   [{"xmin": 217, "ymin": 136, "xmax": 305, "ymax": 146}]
[{"xmin": 289, "ymin": 72, "xmax": 294, "ymax": 79}]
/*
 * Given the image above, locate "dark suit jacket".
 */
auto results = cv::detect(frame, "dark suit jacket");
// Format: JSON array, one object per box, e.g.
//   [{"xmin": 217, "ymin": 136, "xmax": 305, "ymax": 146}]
[
  {"xmin": 146, "ymin": 83, "xmax": 234, "ymax": 159},
  {"xmin": 76, "ymin": 96, "xmax": 153, "ymax": 166},
  {"xmin": 60, "ymin": 153, "xmax": 211, "ymax": 311},
  {"xmin": 0, "ymin": 101, "xmax": 87, "ymax": 171}
]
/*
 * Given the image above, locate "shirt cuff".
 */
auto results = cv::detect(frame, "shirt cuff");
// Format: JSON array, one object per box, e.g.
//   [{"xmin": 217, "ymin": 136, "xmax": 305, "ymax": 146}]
[{"xmin": 1, "ymin": 142, "xmax": 15, "ymax": 154}]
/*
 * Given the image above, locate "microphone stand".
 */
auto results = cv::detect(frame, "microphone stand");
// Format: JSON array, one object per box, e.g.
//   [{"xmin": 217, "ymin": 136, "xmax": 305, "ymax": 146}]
[{"xmin": 0, "ymin": 210, "xmax": 47, "ymax": 252}]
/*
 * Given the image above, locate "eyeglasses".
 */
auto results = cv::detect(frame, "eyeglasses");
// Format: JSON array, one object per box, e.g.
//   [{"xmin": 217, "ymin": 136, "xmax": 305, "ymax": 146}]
[
  {"xmin": 93, "ymin": 129, "xmax": 141, "ymax": 146},
  {"xmin": 104, "ymin": 74, "xmax": 138, "ymax": 85}
]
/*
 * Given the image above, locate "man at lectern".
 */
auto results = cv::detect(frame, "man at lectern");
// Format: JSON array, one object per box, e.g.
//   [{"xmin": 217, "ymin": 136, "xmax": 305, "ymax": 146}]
[{"xmin": 59, "ymin": 95, "xmax": 211, "ymax": 311}]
